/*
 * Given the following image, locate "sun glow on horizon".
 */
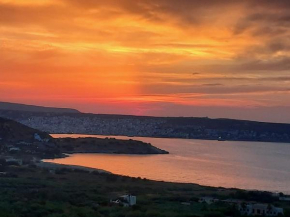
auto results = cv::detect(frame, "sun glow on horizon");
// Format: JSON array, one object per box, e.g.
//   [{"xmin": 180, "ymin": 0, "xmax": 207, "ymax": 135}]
[{"xmin": 1, "ymin": 0, "xmax": 290, "ymax": 121}]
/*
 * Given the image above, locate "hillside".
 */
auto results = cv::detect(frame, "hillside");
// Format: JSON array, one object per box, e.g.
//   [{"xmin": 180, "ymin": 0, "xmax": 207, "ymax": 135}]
[
  {"xmin": 0, "ymin": 117, "xmax": 168, "ymax": 158},
  {"xmin": 0, "ymin": 101, "xmax": 80, "ymax": 114},
  {"xmin": 0, "ymin": 117, "xmax": 52, "ymax": 143},
  {"xmin": 1, "ymin": 109, "xmax": 290, "ymax": 143},
  {"xmin": 56, "ymin": 137, "xmax": 168, "ymax": 155}
]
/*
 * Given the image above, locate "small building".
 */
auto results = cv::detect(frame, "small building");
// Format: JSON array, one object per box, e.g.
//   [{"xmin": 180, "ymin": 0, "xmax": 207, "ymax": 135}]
[
  {"xmin": 181, "ymin": 202, "xmax": 191, "ymax": 206},
  {"xmin": 198, "ymin": 197, "xmax": 219, "ymax": 205},
  {"xmin": 111, "ymin": 195, "xmax": 137, "ymax": 207},
  {"xmin": 0, "ymin": 172, "xmax": 7, "ymax": 176},
  {"xmin": 9, "ymin": 147, "xmax": 21, "ymax": 152},
  {"xmin": 49, "ymin": 169, "xmax": 56, "ymax": 174},
  {"xmin": 238, "ymin": 203, "xmax": 284, "ymax": 216},
  {"xmin": 5, "ymin": 158, "xmax": 23, "ymax": 165},
  {"xmin": 34, "ymin": 133, "xmax": 42, "ymax": 141},
  {"xmin": 279, "ymin": 197, "xmax": 290, "ymax": 201},
  {"xmin": 17, "ymin": 141, "xmax": 32, "ymax": 145}
]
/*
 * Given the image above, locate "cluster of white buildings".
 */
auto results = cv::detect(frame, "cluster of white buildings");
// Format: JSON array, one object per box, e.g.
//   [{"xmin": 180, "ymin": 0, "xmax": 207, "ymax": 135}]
[
  {"xmin": 199, "ymin": 197, "xmax": 284, "ymax": 216},
  {"xmin": 238, "ymin": 203, "xmax": 284, "ymax": 216}
]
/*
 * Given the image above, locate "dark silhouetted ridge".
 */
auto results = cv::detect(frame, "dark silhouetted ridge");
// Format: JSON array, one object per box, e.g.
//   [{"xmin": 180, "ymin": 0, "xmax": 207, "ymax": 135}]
[
  {"xmin": 0, "ymin": 117, "xmax": 52, "ymax": 142},
  {"xmin": 0, "ymin": 101, "xmax": 80, "ymax": 114}
]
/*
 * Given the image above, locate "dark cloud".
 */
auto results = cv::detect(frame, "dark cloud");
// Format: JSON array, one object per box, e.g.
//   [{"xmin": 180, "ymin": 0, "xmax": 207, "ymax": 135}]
[
  {"xmin": 140, "ymin": 80, "xmax": 290, "ymax": 96},
  {"xmin": 233, "ymin": 39, "xmax": 290, "ymax": 64},
  {"xmin": 63, "ymin": 0, "xmax": 290, "ymax": 31},
  {"xmin": 201, "ymin": 83, "xmax": 223, "ymax": 87},
  {"xmin": 149, "ymin": 74, "xmax": 290, "ymax": 84},
  {"xmin": 62, "ymin": 0, "xmax": 244, "ymax": 26},
  {"xmin": 0, "ymin": 3, "xmax": 70, "ymax": 26},
  {"xmin": 1, "ymin": 0, "xmax": 290, "ymax": 35},
  {"xmin": 197, "ymin": 58, "xmax": 290, "ymax": 74},
  {"xmin": 247, "ymin": 13, "xmax": 290, "ymax": 26},
  {"xmin": 237, "ymin": 57, "xmax": 290, "ymax": 71},
  {"xmin": 267, "ymin": 41, "xmax": 290, "ymax": 53},
  {"xmin": 234, "ymin": 11, "xmax": 290, "ymax": 36}
]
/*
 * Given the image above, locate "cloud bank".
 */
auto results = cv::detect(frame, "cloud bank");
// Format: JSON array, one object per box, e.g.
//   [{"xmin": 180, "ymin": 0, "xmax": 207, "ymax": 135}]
[{"xmin": 0, "ymin": 0, "xmax": 290, "ymax": 122}]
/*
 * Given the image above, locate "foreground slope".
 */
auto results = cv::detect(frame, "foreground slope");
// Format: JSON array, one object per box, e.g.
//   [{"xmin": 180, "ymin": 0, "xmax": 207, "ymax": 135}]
[{"xmin": 0, "ymin": 164, "xmax": 289, "ymax": 217}]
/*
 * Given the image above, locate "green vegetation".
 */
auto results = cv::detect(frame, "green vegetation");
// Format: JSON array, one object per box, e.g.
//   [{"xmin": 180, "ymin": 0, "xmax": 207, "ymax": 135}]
[
  {"xmin": 56, "ymin": 137, "xmax": 169, "ymax": 155},
  {"xmin": 0, "ymin": 164, "xmax": 289, "ymax": 217}
]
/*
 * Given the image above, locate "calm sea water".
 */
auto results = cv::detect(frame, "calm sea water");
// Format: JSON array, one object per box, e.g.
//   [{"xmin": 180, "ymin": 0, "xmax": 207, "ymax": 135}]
[{"xmin": 47, "ymin": 134, "xmax": 290, "ymax": 193}]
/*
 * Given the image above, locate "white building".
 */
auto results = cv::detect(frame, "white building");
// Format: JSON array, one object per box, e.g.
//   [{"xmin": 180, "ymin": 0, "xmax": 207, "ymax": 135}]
[
  {"xmin": 111, "ymin": 195, "xmax": 137, "ymax": 207},
  {"xmin": 120, "ymin": 195, "xmax": 136, "ymax": 206},
  {"xmin": 9, "ymin": 147, "xmax": 21, "ymax": 152},
  {"xmin": 279, "ymin": 197, "xmax": 290, "ymax": 201},
  {"xmin": 239, "ymin": 203, "xmax": 284, "ymax": 216},
  {"xmin": 199, "ymin": 197, "xmax": 219, "ymax": 205},
  {"xmin": 5, "ymin": 157, "xmax": 23, "ymax": 165}
]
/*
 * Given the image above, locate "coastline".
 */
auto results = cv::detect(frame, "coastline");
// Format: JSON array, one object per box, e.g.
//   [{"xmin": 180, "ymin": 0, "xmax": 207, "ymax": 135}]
[
  {"xmin": 51, "ymin": 133, "xmax": 290, "ymax": 145},
  {"xmin": 2, "ymin": 146, "xmax": 290, "ymax": 217},
  {"xmin": 41, "ymin": 159, "xmax": 290, "ymax": 195},
  {"xmin": 54, "ymin": 136, "xmax": 169, "ymax": 155},
  {"xmin": 37, "ymin": 161, "xmax": 111, "ymax": 174},
  {"xmin": 4, "ymin": 162, "xmax": 290, "ymax": 217},
  {"xmin": 49, "ymin": 134, "xmax": 290, "ymax": 194}
]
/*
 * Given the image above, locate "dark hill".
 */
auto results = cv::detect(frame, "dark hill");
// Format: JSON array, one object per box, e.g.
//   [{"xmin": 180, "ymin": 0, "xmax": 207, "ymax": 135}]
[
  {"xmin": 1, "ymin": 102, "xmax": 290, "ymax": 143},
  {"xmin": 0, "ymin": 117, "xmax": 52, "ymax": 143},
  {"xmin": 0, "ymin": 101, "xmax": 80, "ymax": 114},
  {"xmin": 0, "ymin": 118, "xmax": 168, "ymax": 157},
  {"xmin": 1, "ymin": 111, "xmax": 289, "ymax": 143}
]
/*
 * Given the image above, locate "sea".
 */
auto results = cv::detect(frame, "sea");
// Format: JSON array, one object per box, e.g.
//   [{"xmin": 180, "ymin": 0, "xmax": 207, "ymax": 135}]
[{"xmin": 46, "ymin": 134, "xmax": 290, "ymax": 193}]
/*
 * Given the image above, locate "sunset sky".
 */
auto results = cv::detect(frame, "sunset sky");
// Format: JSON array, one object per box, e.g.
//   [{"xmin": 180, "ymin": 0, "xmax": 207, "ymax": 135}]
[{"xmin": 1, "ymin": 0, "xmax": 290, "ymax": 122}]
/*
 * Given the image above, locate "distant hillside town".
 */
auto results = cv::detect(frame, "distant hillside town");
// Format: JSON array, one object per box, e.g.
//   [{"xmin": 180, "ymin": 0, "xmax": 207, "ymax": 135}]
[{"xmin": 1, "ymin": 106, "xmax": 290, "ymax": 143}]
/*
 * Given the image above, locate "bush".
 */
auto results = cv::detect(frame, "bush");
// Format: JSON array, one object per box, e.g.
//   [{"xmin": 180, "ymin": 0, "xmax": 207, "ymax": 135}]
[{"xmin": 204, "ymin": 212, "xmax": 224, "ymax": 217}]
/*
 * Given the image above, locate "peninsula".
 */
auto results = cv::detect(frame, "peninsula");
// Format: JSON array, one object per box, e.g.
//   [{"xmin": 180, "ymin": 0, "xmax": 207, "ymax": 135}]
[{"xmin": 0, "ymin": 117, "xmax": 168, "ymax": 160}]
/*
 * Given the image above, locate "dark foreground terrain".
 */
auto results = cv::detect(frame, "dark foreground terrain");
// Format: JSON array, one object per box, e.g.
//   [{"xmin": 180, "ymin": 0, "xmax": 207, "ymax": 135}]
[
  {"xmin": 0, "ymin": 163, "xmax": 289, "ymax": 217},
  {"xmin": 1, "ymin": 112, "xmax": 290, "ymax": 216}
]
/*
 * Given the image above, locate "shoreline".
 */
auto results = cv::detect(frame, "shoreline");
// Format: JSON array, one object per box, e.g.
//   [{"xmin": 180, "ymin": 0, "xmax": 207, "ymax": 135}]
[
  {"xmin": 48, "ymin": 134, "xmax": 290, "ymax": 195},
  {"xmin": 42, "ymin": 159, "xmax": 290, "ymax": 195},
  {"xmin": 51, "ymin": 133, "xmax": 290, "ymax": 145},
  {"xmin": 2, "ymin": 154, "xmax": 290, "ymax": 217},
  {"xmin": 37, "ymin": 161, "xmax": 111, "ymax": 174},
  {"xmin": 54, "ymin": 136, "xmax": 169, "ymax": 155}
]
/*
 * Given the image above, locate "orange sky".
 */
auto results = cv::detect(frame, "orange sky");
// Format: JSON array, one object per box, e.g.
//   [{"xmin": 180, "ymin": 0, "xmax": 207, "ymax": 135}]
[{"xmin": 1, "ymin": 0, "xmax": 290, "ymax": 122}]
